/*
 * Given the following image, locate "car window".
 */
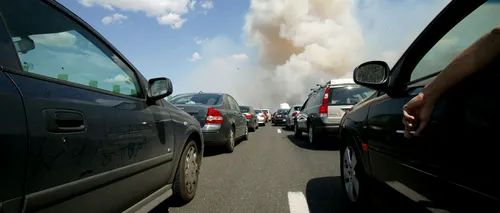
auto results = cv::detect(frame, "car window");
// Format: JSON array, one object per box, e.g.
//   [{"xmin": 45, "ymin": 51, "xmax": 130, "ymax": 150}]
[
  {"xmin": 240, "ymin": 106, "xmax": 250, "ymax": 113},
  {"xmin": 228, "ymin": 97, "xmax": 240, "ymax": 111},
  {"xmin": 293, "ymin": 106, "xmax": 301, "ymax": 111},
  {"xmin": 410, "ymin": 0, "xmax": 500, "ymax": 81},
  {"xmin": 328, "ymin": 85, "xmax": 374, "ymax": 105},
  {"xmin": 255, "ymin": 109, "xmax": 263, "ymax": 114},
  {"xmin": 1, "ymin": 0, "xmax": 143, "ymax": 98},
  {"xmin": 169, "ymin": 94, "xmax": 222, "ymax": 105},
  {"xmin": 277, "ymin": 109, "xmax": 288, "ymax": 114}
]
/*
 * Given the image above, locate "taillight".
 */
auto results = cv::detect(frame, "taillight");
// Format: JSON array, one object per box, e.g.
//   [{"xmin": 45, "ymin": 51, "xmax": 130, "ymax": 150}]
[
  {"xmin": 245, "ymin": 113, "xmax": 252, "ymax": 119},
  {"xmin": 260, "ymin": 114, "xmax": 265, "ymax": 118},
  {"xmin": 319, "ymin": 87, "xmax": 330, "ymax": 117},
  {"xmin": 292, "ymin": 111, "xmax": 298, "ymax": 117},
  {"xmin": 206, "ymin": 107, "xmax": 223, "ymax": 124}
]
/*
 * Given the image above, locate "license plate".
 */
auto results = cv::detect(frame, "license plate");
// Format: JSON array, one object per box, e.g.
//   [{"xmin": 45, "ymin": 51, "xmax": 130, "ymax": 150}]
[{"xmin": 282, "ymin": 119, "xmax": 286, "ymax": 121}]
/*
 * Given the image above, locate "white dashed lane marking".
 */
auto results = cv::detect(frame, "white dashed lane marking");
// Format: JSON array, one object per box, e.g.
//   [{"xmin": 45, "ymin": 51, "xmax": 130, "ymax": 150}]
[
  {"xmin": 277, "ymin": 129, "xmax": 282, "ymax": 133},
  {"xmin": 287, "ymin": 191, "xmax": 310, "ymax": 213}
]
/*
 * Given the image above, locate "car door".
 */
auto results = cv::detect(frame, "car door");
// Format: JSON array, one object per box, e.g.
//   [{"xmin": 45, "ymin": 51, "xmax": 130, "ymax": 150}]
[
  {"xmin": 0, "ymin": 0, "xmax": 173, "ymax": 212},
  {"xmin": 0, "ymin": 15, "xmax": 29, "ymax": 213},
  {"xmin": 365, "ymin": 0, "xmax": 498, "ymax": 211},
  {"xmin": 228, "ymin": 96, "xmax": 245, "ymax": 137}
]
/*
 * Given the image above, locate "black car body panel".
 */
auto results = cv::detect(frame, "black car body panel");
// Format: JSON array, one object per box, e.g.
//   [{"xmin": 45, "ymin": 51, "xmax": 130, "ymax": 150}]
[
  {"xmin": 340, "ymin": 0, "xmax": 499, "ymax": 211},
  {"xmin": 0, "ymin": 0, "xmax": 203, "ymax": 212}
]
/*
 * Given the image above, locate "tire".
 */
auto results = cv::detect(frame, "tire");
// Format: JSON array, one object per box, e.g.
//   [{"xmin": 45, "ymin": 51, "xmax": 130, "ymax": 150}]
[
  {"xmin": 249, "ymin": 123, "xmax": 256, "ymax": 132},
  {"xmin": 307, "ymin": 124, "xmax": 319, "ymax": 145},
  {"xmin": 340, "ymin": 135, "xmax": 371, "ymax": 210},
  {"xmin": 255, "ymin": 121, "xmax": 259, "ymax": 129},
  {"xmin": 294, "ymin": 122, "xmax": 301, "ymax": 137},
  {"xmin": 243, "ymin": 125, "xmax": 249, "ymax": 140},
  {"xmin": 225, "ymin": 127, "xmax": 235, "ymax": 153},
  {"xmin": 171, "ymin": 140, "xmax": 200, "ymax": 205}
]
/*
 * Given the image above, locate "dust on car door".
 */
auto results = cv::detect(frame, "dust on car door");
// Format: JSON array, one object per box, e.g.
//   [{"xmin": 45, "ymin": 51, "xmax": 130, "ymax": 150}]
[{"xmin": 0, "ymin": 0, "xmax": 174, "ymax": 212}]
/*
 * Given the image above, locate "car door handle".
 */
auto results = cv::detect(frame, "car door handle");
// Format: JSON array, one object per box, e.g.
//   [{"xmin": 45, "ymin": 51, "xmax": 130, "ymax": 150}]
[{"xmin": 44, "ymin": 109, "xmax": 86, "ymax": 133}]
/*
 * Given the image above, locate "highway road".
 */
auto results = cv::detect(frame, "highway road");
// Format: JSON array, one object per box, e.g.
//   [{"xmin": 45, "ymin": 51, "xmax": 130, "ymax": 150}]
[{"xmin": 151, "ymin": 124, "xmax": 427, "ymax": 213}]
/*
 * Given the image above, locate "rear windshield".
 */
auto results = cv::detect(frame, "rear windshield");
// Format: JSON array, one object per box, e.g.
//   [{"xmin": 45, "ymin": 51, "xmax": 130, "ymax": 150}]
[
  {"xmin": 255, "ymin": 109, "xmax": 263, "ymax": 113},
  {"xmin": 328, "ymin": 85, "xmax": 374, "ymax": 105},
  {"xmin": 262, "ymin": 110, "xmax": 269, "ymax": 113},
  {"xmin": 240, "ymin": 106, "xmax": 250, "ymax": 113},
  {"xmin": 169, "ymin": 94, "xmax": 222, "ymax": 105},
  {"xmin": 277, "ymin": 109, "xmax": 288, "ymax": 114}
]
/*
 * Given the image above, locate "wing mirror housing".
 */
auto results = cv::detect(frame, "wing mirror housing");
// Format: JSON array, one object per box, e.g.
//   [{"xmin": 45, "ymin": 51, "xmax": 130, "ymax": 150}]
[
  {"xmin": 353, "ymin": 60, "xmax": 390, "ymax": 92},
  {"xmin": 148, "ymin": 77, "xmax": 173, "ymax": 101}
]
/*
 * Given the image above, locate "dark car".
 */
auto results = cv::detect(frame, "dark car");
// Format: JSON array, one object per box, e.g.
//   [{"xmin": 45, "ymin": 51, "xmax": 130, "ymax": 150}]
[
  {"xmin": 273, "ymin": 109, "xmax": 289, "ymax": 125},
  {"xmin": 339, "ymin": 0, "xmax": 499, "ymax": 212},
  {"xmin": 0, "ymin": 0, "xmax": 204, "ymax": 212},
  {"xmin": 169, "ymin": 92, "xmax": 248, "ymax": 152},
  {"xmin": 240, "ymin": 106, "xmax": 259, "ymax": 132}
]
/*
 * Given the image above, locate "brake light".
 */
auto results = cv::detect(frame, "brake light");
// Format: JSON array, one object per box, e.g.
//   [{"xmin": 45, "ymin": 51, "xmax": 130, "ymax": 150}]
[
  {"xmin": 292, "ymin": 111, "xmax": 298, "ymax": 117},
  {"xmin": 206, "ymin": 107, "xmax": 223, "ymax": 124},
  {"xmin": 245, "ymin": 113, "xmax": 252, "ymax": 119},
  {"xmin": 319, "ymin": 87, "xmax": 330, "ymax": 117},
  {"xmin": 260, "ymin": 114, "xmax": 265, "ymax": 118}
]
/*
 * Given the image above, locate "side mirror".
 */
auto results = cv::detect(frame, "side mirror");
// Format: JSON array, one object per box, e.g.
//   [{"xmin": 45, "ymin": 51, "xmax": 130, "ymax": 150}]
[
  {"xmin": 353, "ymin": 61, "xmax": 390, "ymax": 91},
  {"xmin": 14, "ymin": 37, "xmax": 35, "ymax": 54},
  {"xmin": 148, "ymin": 77, "xmax": 173, "ymax": 101}
]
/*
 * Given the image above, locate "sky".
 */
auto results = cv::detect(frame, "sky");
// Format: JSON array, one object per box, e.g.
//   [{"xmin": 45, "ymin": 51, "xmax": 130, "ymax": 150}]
[{"xmin": 54, "ymin": 0, "xmax": 451, "ymax": 108}]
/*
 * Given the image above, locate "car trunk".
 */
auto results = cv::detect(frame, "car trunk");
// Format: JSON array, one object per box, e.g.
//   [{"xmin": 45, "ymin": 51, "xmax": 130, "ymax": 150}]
[{"xmin": 174, "ymin": 104, "xmax": 211, "ymax": 126}]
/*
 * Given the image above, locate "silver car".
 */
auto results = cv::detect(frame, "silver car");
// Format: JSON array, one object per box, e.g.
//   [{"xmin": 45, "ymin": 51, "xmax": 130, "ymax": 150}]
[
  {"xmin": 285, "ymin": 105, "xmax": 302, "ymax": 129},
  {"xmin": 254, "ymin": 109, "xmax": 267, "ymax": 126}
]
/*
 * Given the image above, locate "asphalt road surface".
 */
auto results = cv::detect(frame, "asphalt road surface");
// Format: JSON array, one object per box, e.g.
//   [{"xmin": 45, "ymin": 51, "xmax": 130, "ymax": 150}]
[{"xmin": 151, "ymin": 124, "xmax": 425, "ymax": 213}]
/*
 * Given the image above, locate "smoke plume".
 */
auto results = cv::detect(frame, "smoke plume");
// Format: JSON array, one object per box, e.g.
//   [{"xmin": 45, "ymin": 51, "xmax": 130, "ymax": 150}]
[{"xmin": 244, "ymin": 0, "xmax": 364, "ymax": 107}]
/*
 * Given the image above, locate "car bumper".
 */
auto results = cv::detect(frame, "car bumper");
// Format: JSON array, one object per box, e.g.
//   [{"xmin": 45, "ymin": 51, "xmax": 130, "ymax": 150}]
[
  {"xmin": 257, "ymin": 117, "xmax": 266, "ymax": 123},
  {"xmin": 201, "ymin": 124, "xmax": 228, "ymax": 145},
  {"xmin": 316, "ymin": 124, "xmax": 340, "ymax": 135},
  {"xmin": 274, "ymin": 117, "xmax": 287, "ymax": 124}
]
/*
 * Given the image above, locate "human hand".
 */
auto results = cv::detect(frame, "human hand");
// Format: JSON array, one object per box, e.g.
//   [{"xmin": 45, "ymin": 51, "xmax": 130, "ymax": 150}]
[{"xmin": 402, "ymin": 92, "xmax": 436, "ymax": 138}]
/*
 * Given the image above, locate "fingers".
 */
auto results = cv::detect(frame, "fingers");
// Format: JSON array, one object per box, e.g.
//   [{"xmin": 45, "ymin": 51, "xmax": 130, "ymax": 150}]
[{"xmin": 415, "ymin": 119, "xmax": 428, "ymax": 136}]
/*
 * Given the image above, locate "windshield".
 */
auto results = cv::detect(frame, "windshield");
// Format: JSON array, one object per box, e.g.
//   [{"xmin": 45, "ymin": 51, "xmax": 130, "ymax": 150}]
[
  {"xmin": 277, "ymin": 109, "xmax": 288, "ymax": 114},
  {"xmin": 255, "ymin": 109, "xmax": 263, "ymax": 114},
  {"xmin": 240, "ymin": 106, "xmax": 250, "ymax": 113},
  {"xmin": 169, "ymin": 94, "xmax": 222, "ymax": 105},
  {"xmin": 329, "ymin": 85, "xmax": 374, "ymax": 105}
]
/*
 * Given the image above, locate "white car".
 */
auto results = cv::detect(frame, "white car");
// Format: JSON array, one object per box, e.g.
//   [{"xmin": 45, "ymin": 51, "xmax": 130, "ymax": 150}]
[{"xmin": 254, "ymin": 109, "xmax": 267, "ymax": 126}]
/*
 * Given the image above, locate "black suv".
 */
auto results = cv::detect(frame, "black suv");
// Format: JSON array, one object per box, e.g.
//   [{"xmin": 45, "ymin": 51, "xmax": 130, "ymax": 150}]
[
  {"xmin": 340, "ymin": 0, "xmax": 499, "ymax": 212},
  {"xmin": 0, "ymin": 0, "xmax": 203, "ymax": 212}
]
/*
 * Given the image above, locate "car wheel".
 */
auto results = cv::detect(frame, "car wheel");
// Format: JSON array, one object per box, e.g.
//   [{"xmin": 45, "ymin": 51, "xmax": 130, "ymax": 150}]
[
  {"xmin": 307, "ymin": 124, "xmax": 317, "ymax": 145},
  {"xmin": 340, "ymin": 136, "xmax": 370, "ymax": 209},
  {"xmin": 249, "ymin": 123, "xmax": 256, "ymax": 132},
  {"xmin": 226, "ymin": 127, "xmax": 235, "ymax": 153},
  {"xmin": 243, "ymin": 125, "xmax": 249, "ymax": 140},
  {"xmin": 172, "ymin": 140, "xmax": 199, "ymax": 205},
  {"xmin": 294, "ymin": 123, "xmax": 301, "ymax": 137},
  {"xmin": 255, "ymin": 121, "xmax": 259, "ymax": 129}
]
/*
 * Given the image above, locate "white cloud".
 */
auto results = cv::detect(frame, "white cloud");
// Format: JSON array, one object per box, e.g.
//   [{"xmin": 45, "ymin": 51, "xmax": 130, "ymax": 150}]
[
  {"xmin": 104, "ymin": 74, "xmax": 132, "ymax": 83},
  {"xmin": 157, "ymin": 13, "xmax": 187, "ymax": 29},
  {"xmin": 189, "ymin": 1, "xmax": 196, "ymax": 10},
  {"xmin": 200, "ymin": 1, "xmax": 214, "ymax": 9},
  {"xmin": 194, "ymin": 37, "xmax": 208, "ymax": 44},
  {"xmin": 101, "ymin": 13, "xmax": 128, "ymax": 24},
  {"xmin": 78, "ymin": 0, "xmax": 196, "ymax": 29},
  {"xmin": 436, "ymin": 36, "xmax": 459, "ymax": 48},
  {"xmin": 188, "ymin": 52, "xmax": 202, "ymax": 61},
  {"xmin": 30, "ymin": 32, "xmax": 77, "ymax": 48},
  {"xmin": 232, "ymin": 54, "xmax": 248, "ymax": 60}
]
